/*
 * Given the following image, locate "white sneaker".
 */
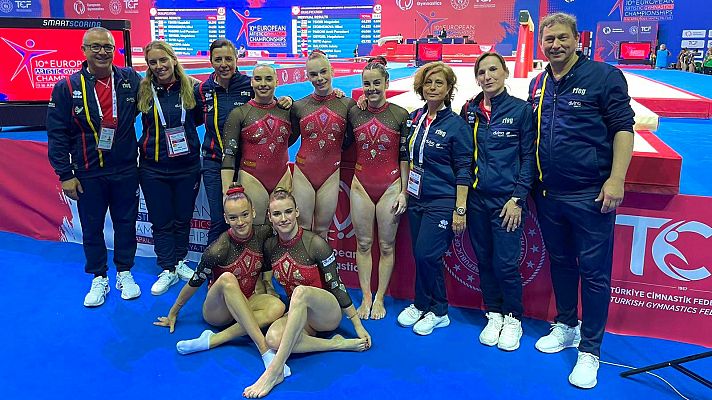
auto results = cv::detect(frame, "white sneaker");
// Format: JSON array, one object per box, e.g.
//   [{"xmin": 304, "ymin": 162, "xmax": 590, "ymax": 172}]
[
  {"xmin": 175, "ymin": 260, "xmax": 194, "ymax": 281},
  {"xmin": 116, "ymin": 271, "xmax": 141, "ymax": 300},
  {"xmin": 84, "ymin": 276, "xmax": 109, "ymax": 307},
  {"xmin": 569, "ymin": 351, "xmax": 599, "ymax": 389},
  {"xmin": 397, "ymin": 304, "xmax": 424, "ymax": 327},
  {"xmin": 151, "ymin": 270, "xmax": 179, "ymax": 295},
  {"xmin": 535, "ymin": 321, "xmax": 581, "ymax": 353},
  {"xmin": 497, "ymin": 314, "xmax": 523, "ymax": 351},
  {"xmin": 479, "ymin": 312, "xmax": 504, "ymax": 346},
  {"xmin": 412, "ymin": 312, "xmax": 450, "ymax": 335}
]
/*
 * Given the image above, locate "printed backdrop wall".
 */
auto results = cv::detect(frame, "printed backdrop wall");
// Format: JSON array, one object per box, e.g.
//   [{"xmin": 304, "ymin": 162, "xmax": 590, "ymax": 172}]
[{"xmin": 1, "ymin": 138, "xmax": 711, "ymax": 348}]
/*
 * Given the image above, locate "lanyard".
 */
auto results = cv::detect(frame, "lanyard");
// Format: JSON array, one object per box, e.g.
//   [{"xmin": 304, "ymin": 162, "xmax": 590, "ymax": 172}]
[
  {"xmin": 472, "ymin": 116, "xmax": 480, "ymax": 189},
  {"xmin": 91, "ymin": 72, "xmax": 117, "ymax": 121},
  {"xmin": 408, "ymin": 112, "xmax": 432, "ymax": 168},
  {"xmin": 535, "ymin": 74, "xmax": 548, "ymax": 181},
  {"xmin": 213, "ymin": 93, "xmax": 223, "ymax": 149},
  {"xmin": 79, "ymin": 73, "xmax": 104, "ymax": 167},
  {"xmin": 151, "ymin": 85, "xmax": 186, "ymax": 128}
]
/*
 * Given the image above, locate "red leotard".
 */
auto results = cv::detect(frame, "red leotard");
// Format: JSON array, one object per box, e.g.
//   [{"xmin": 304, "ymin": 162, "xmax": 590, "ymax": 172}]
[
  {"xmin": 264, "ymin": 227, "xmax": 353, "ymax": 308},
  {"xmin": 349, "ymin": 102, "xmax": 410, "ymax": 203},
  {"xmin": 291, "ymin": 93, "xmax": 355, "ymax": 190},
  {"xmin": 188, "ymin": 225, "xmax": 273, "ymax": 297},
  {"xmin": 222, "ymin": 100, "xmax": 293, "ymax": 192}
]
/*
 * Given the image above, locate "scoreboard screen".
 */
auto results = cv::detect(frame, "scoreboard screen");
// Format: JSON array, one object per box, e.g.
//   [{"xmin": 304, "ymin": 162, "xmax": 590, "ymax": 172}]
[
  {"xmin": 292, "ymin": 5, "xmax": 381, "ymax": 58},
  {"xmin": 150, "ymin": 7, "xmax": 227, "ymax": 56}
]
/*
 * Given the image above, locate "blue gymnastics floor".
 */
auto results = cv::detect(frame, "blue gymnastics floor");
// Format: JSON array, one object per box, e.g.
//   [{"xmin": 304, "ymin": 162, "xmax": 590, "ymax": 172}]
[{"xmin": 0, "ymin": 230, "xmax": 710, "ymax": 400}]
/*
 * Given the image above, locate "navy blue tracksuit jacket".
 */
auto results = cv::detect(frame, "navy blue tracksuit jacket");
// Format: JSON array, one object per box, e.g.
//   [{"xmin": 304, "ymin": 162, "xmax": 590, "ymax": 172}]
[{"xmin": 527, "ymin": 52, "xmax": 635, "ymax": 356}]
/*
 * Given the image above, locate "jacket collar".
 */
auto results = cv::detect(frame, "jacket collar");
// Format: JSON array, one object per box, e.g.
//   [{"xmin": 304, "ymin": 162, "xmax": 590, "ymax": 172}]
[
  {"xmin": 545, "ymin": 51, "xmax": 587, "ymax": 80},
  {"xmin": 80, "ymin": 61, "xmax": 129, "ymax": 83}
]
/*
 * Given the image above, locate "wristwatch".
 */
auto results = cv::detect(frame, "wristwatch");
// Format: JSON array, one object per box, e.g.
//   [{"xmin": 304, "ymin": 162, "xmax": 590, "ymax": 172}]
[
  {"xmin": 455, "ymin": 206, "xmax": 467, "ymax": 216},
  {"xmin": 511, "ymin": 197, "xmax": 524, "ymax": 207}
]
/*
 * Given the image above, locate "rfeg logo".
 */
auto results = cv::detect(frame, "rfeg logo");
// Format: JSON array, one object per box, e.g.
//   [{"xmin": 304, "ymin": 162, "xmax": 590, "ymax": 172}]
[
  {"xmin": 617, "ymin": 215, "xmax": 712, "ymax": 282},
  {"xmin": 445, "ymin": 208, "xmax": 546, "ymax": 292}
]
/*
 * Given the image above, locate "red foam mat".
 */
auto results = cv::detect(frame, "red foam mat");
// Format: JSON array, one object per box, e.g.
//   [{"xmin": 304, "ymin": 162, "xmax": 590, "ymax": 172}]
[
  {"xmin": 626, "ymin": 130, "xmax": 682, "ymax": 195},
  {"xmin": 630, "ymin": 74, "xmax": 712, "ymax": 119}
]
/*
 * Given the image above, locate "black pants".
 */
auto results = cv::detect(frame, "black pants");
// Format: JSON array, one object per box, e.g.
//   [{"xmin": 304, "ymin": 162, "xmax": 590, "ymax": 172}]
[
  {"xmin": 409, "ymin": 202, "xmax": 454, "ymax": 317},
  {"xmin": 467, "ymin": 192, "xmax": 524, "ymax": 318},
  {"xmin": 704, "ymin": 66, "xmax": 712, "ymax": 75},
  {"xmin": 139, "ymin": 165, "xmax": 200, "ymax": 270},
  {"xmin": 534, "ymin": 191, "xmax": 615, "ymax": 357},
  {"xmin": 76, "ymin": 168, "xmax": 139, "ymax": 276},
  {"xmin": 201, "ymin": 158, "xmax": 228, "ymax": 245}
]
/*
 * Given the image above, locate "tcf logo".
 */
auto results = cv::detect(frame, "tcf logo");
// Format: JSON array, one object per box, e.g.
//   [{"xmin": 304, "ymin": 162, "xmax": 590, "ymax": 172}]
[{"xmin": 617, "ymin": 215, "xmax": 712, "ymax": 282}]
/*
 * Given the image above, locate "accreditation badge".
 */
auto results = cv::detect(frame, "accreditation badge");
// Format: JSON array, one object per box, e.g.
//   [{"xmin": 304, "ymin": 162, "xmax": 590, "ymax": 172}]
[
  {"xmin": 407, "ymin": 165, "xmax": 423, "ymax": 199},
  {"xmin": 166, "ymin": 126, "xmax": 189, "ymax": 157},
  {"xmin": 98, "ymin": 127, "xmax": 115, "ymax": 150}
]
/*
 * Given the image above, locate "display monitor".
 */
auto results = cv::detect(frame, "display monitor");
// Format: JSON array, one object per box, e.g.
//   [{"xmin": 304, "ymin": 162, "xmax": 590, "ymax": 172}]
[
  {"xmin": 619, "ymin": 41, "xmax": 652, "ymax": 63},
  {"xmin": 0, "ymin": 18, "xmax": 131, "ymax": 128}
]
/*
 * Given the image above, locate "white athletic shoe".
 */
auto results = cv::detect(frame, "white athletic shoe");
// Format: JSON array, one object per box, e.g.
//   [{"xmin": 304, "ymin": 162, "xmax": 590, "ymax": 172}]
[
  {"xmin": 497, "ymin": 314, "xmax": 523, "ymax": 351},
  {"xmin": 412, "ymin": 312, "xmax": 450, "ymax": 336},
  {"xmin": 535, "ymin": 321, "xmax": 581, "ymax": 353},
  {"xmin": 151, "ymin": 270, "xmax": 179, "ymax": 296},
  {"xmin": 397, "ymin": 304, "xmax": 424, "ymax": 327},
  {"xmin": 175, "ymin": 260, "xmax": 194, "ymax": 282},
  {"xmin": 116, "ymin": 271, "xmax": 141, "ymax": 300},
  {"xmin": 479, "ymin": 312, "xmax": 504, "ymax": 346},
  {"xmin": 84, "ymin": 276, "xmax": 109, "ymax": 307},
  {"xmin": 569, "ymin": 351, "xmax": 599, "ymax": 389}
]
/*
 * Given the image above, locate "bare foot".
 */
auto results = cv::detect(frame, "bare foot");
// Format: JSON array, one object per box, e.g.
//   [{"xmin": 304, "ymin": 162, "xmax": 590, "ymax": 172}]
[
  {"xmin": 371, "ymin": 298, "xmax": 386, "ymax": 320},
  {"xmin": 243, "ymin": 367, "xmax": 284, "ymax": 398},
  {"xmin": 331, "ymin": 334, "xmax": 369, "ymax": 352},
  {"xmin": 356, "ymin": 299, "xmax": 372, "ymax": 320}
]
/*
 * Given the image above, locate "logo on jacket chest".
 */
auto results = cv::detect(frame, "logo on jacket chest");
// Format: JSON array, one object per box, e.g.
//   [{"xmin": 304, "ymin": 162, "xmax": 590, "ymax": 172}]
[
  {"xmin": 501, "ymin": 117, "xmax": 513, "ymax": 124},
  {"xmin": 572, "ymin": 87, "xmax": 587, "ymax": 96}
]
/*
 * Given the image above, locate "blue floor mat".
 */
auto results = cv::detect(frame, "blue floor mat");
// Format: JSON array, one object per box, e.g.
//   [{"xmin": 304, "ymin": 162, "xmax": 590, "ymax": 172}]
[{"xmin": 0, "ymin": 231, "xmax": 710, "ymax": 400}]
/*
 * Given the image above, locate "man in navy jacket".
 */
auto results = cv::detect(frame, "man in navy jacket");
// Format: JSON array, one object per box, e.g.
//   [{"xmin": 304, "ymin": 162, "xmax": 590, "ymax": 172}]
[
  {"xmin": 527, "ymin": 13, "xmax": 634, "ymax": 389},
  {"xmin": 47, "ymin": 27, "xmax": 142, "ymax": 307}
]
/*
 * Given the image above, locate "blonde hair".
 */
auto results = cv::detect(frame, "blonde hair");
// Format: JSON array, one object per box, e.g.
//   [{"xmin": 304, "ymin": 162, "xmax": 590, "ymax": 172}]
[
  {"xmin": 138, "ymin": 41, "xmax": 196, "ymax": 113},
  {"xmin": 413, "ymin": 61, "xmax": 457, "ymax": 107}
]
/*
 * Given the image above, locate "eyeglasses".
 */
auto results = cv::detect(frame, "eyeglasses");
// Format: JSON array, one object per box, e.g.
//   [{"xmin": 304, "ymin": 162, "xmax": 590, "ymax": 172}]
[{"xmin": 83, "ymin": 43, "xmax": 116, "ymax": 53}]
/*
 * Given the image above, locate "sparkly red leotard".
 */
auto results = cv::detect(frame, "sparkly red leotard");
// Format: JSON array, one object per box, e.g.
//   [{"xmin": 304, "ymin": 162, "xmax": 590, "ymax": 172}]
[
  {"xmin": 223, "ymin": 100, "xmax": 294, "ymax": 192},
  {"xmin": 348, "ymin": 102, "xmax": 410, "ymax": 203},
  {"xmin": 291, "ymin": 93, "xmax": 355, "ymax": 190},
  {"xmin": 264, "ymin": 227, "xmax": 352, "ymax": 308},
  {"xmin": 188, "ymin": 224, "xmax": 273, "ymax": 297}
]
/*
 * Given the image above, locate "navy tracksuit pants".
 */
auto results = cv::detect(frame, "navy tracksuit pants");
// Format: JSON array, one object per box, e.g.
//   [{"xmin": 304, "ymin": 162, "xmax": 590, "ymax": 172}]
[
  {"xmin": 76, "ymin": 167, "xmax": 139, "ymax": 276},
  {"xmin": 409, "ymin": 201, "xmax": 454, "ymax": 317},
  {"xmin": 201, "ymin": 158, "xmax": 228, "ymax": 245},
  {"xmin": 139, "ymin": 165, "xmax": 200, "ymax": 271},
  {"xmin": 534, "ymin": 190, "xmax": 615, "ymax": 357},
  {"xmin": 467, "ymin": 191, "xmax": 524, "ymax": 319}
]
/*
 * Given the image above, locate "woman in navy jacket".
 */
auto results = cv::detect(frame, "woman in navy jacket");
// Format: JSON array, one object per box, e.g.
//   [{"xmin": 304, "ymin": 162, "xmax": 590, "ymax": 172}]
[
  {"xmin": 396, "ymin": 61, "xmax": 473, "ymax": 336},
  {"xmin": 137, "ymin": 41, "xmax": 202, "ymax": 296},
  {"xmin": 460, "ymin": 52, "xmax": 535, "ymax": 351}
]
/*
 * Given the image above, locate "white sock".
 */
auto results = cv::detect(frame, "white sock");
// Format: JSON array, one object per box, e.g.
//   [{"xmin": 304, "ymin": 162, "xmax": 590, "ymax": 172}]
[
  {"xmin": 261, "ymin": 348, "xmax": 292, "ymax": 377},
  {"xmin": 176, "ymin": 330, "xmax": 214, "ymax": 355}
]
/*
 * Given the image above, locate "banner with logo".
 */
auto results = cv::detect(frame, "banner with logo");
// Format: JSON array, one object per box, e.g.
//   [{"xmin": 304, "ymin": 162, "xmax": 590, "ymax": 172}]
[
  {"xmin": 0, "ymin": 0, "xmax": 44, "ymax": 16},
  {"xmin": 62, "ymin": 0, "xmax": 151, "ymax": 55},
  {"xmin": 594, "ymin": 20, "xmax": 658, "ymax": 63}
]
